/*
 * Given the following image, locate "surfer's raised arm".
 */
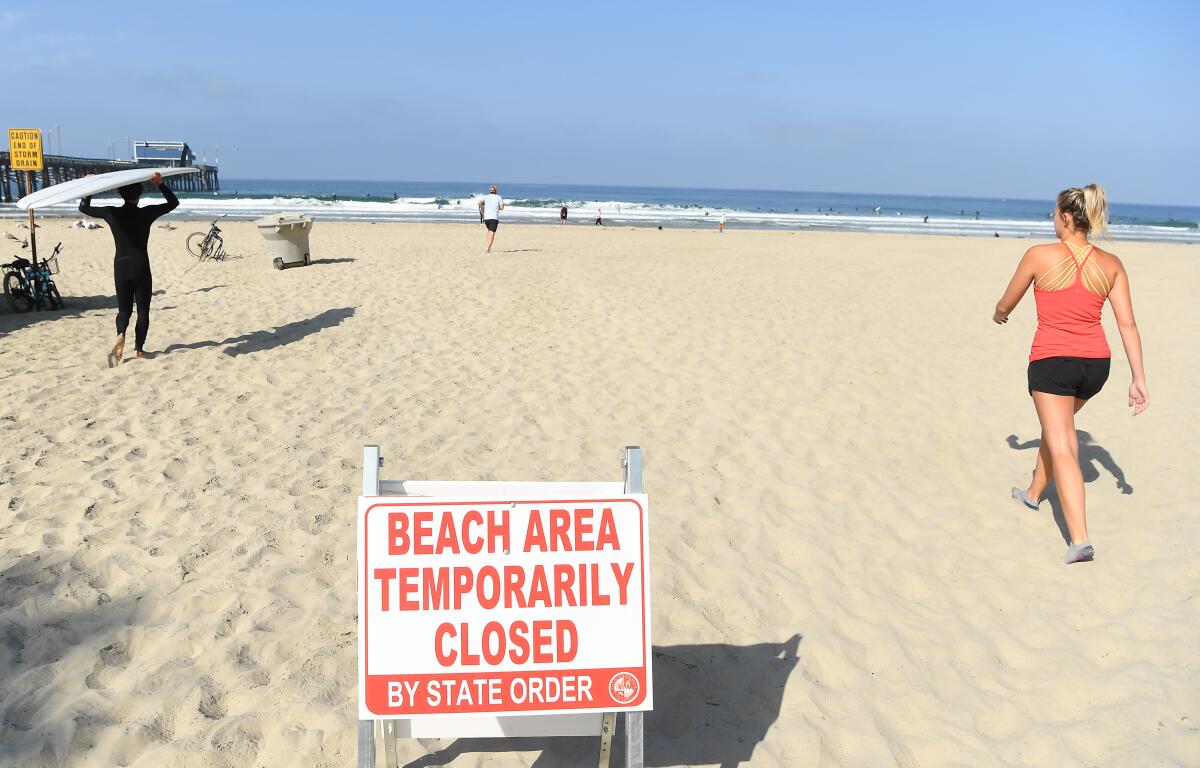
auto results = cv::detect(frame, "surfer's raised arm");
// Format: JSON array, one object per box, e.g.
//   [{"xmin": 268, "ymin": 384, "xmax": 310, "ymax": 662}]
[
  {"xmin": 79, "ymin": 194, "xmax": 105, "ymax": 219},
  {"xmin": 150, "ymin": 172, "xmax": 180, "ymax": 215},
  {"xmin": 78, "ymin": 172, "xmax": 104, "ymax": 218}
]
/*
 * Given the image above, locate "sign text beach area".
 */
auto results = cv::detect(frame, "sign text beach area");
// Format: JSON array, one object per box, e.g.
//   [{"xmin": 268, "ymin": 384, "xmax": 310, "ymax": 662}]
[{"xmin": 358, "ymin": 497, "xmax": 652, "ymax": 718}]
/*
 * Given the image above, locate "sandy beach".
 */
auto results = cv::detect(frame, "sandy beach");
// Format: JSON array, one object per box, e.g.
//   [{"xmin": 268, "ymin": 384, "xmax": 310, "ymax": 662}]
[{"xmin": 1, "ymin": 219, "xmax": 1196, "ymax": 767}]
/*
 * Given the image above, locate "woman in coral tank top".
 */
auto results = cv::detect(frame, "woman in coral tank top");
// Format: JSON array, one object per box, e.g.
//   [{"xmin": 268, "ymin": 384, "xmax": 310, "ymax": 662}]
[{"xmin": 993, "ymin": 184, "xmax": 1148, "ymax": 564}]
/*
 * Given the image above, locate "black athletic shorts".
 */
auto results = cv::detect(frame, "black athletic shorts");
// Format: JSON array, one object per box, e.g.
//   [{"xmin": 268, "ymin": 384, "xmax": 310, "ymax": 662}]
[
  {"xmin": 1027, "ymin": 357, "xmax": 1110, "ymax": 400},
  {"xmin": 484, "ymin": 219, "xmax": 499, "ymax": 232}
]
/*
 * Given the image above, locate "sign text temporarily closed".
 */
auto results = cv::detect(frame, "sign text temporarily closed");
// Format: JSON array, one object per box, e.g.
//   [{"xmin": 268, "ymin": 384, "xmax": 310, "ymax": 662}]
[
  {"xmin": 8, "ymin": 129, "xmax": 43, "ymax": 171},
  {"xmin": 358, "ymin": 496, "xmax": 652, "ymax": 718}
]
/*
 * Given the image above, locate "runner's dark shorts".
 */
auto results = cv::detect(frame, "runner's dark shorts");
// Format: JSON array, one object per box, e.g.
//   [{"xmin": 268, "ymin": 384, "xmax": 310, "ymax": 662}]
[
  {"xmin": 1028, "ymin": 357, "xmax": 1110, "ymax": 400},
  {"xmin": 484, "ymin": 219, "xmax": 499, "ymax": 232}
]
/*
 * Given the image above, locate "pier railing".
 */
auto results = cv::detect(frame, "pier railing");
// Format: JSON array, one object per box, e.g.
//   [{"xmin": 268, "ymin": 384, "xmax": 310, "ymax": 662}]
[{"xmin": 0, "ymin": 151, "xmax": 219, "ymax": 202}]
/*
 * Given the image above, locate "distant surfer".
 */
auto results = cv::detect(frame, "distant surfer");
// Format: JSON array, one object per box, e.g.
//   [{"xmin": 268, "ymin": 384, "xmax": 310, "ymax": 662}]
[
  {"xmin": 560, "ymin": 205, "xmax": 568, "ymax": 224},
  {"xmin": 478, "ymin": 185, "xmax": 504, "ymax": 252},
  {"xmin": 79, "ymin": 171, "xmax": 178, "ymax": 366}
]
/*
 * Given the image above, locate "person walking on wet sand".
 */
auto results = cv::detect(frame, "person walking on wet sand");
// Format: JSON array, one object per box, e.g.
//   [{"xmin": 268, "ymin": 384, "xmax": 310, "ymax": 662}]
[
  {"xmin": 993, "ymin": 183, "xmax": 1148, "ymax": 565},
  {"xmin": 79, "ymin": 171, "xmax": 178, "ymax": 367},
  {"xmin": 478, "ymin": 185, "xmax": 504, "ymax": 252}
]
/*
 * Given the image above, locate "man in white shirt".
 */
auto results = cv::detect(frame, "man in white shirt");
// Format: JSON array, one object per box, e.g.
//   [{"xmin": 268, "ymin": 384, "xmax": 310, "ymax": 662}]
[{"xmin": 478, "ymin": 185, "xmax": 504, "ymax": 252}]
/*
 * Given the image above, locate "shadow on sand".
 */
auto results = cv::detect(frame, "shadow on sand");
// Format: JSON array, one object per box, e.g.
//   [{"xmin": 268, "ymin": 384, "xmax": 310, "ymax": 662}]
[
  {"xmin": 177, "ymin": 284, "xmax": 228, "ymax": 295},
  {"xmin": 309, "ymin": 257, "xmax": 357, "ymax": 265},
  {"xmin": 1007, "ymin": 431, "xmax": 1132, "ymax": 543},
  {"xmin": 0, "ymin": 289, "xmax": 173, "ymax": 340},
  {"xmin": 0, "ymin": 550, "xmax": 147, "ymax": 766},
  {"xmin": 158, "ymin": 306, "xmax": 355, "ymax": 358},
  {"xmin": 401, "ymin": 635, "xmax": 801, "ymax": 768},
  {"xmin": 0, "ymin": 295, "xmax": 113, "ymax": 336}
]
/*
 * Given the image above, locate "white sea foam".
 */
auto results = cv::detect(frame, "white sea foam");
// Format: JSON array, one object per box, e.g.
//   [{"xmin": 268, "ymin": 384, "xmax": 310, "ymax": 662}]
[{"xmin": 3, "ymin": 196, "xmax": 1197, "ymax": 243}]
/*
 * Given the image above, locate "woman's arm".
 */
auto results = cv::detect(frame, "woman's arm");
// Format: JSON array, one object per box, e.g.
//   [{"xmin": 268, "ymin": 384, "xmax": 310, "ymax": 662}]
[
  {"xmin": 993, "ymin": 248, "xmax": 1038, "ymax": 324},
  {"xmin": 1106, "ymin": 265, "xmax": 1149, "ymax": 415}
]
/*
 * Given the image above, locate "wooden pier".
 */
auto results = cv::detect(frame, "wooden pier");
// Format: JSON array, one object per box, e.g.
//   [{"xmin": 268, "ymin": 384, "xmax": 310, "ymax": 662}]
[{"xmin": 0, "ymin": 151, "xmax": 219, "ymax": 203}]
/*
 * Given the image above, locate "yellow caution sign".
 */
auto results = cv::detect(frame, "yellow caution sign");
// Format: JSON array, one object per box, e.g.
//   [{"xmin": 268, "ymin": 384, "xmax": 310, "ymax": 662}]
[{"xmin": 9, "ymin": 128, "xmax": 44, "ymax": 171}]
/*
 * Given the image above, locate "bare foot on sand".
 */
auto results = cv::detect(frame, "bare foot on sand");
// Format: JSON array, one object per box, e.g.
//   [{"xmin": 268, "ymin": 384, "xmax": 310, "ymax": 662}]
[{"xmin": 107, "ymin": 336, "xmax": 125, "ymax": 368}]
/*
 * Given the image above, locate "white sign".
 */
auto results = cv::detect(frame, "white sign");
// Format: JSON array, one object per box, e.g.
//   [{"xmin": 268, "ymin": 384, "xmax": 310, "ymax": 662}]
[{"xmin": 358, "ymin": 496, "xmax": 652, "ymax": 718}]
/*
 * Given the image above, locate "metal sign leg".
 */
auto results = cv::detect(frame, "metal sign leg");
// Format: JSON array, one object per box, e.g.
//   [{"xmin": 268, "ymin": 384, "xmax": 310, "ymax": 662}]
[
  {"xmin": 625, "ymin": 711, "xmax": 644, "ymax": 768},
  {"xmin": 357, "ymin": 720, "xmax": 376, "ymax": 768},
  {"xmin": 623, "ymin": 446, "xmax": 643, "ymax": 494}
]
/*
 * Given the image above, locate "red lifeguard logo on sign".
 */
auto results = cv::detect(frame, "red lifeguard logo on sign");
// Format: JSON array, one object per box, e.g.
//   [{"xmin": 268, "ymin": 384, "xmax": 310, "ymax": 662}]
[
  {"xmin": 357, "ymin": 497, "xmax": 652, "ymax": 719},
  {"xmin": 609, "ymin": 672, "xmax": 639, "ymax": 704}
]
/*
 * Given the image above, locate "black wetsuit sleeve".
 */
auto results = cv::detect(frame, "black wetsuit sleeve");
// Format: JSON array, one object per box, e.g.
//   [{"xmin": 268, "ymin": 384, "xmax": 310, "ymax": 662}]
[
  {"xmin": 78, "ymin": 196, "xmax": 110, "ymax": 221},
  {"xmin": 146, "ymin": 184, "xmax": 179, "ymax": 218}
]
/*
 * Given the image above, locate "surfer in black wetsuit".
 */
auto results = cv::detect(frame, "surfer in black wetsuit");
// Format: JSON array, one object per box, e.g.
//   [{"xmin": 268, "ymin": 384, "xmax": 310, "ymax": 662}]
[{"xmin": 79, "ymin": 171, "xmax": 178, "ymax": 366}]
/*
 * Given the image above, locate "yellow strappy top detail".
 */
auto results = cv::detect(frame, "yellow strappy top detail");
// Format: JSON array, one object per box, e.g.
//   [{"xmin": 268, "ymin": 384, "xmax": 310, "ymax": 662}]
[{"xmin": 1034, "ymin": 241, "xmax": 1110, "ymax": 297}]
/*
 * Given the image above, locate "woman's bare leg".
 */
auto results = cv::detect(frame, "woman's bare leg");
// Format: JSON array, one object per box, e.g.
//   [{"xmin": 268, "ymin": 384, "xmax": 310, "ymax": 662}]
[
  {"xmin": 1026, "ymin": 397, "xmax": 1085, "ymax": 501},
  {"xmin": 1032, "ymin": 392, "xmax": 1089, "ymax": 544}
]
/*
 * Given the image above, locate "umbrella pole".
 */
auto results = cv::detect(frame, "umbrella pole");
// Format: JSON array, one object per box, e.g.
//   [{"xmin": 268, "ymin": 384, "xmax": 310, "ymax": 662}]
[{"xmin": 26, "ymin": 172, "xmax": 37, "ymax": 265}]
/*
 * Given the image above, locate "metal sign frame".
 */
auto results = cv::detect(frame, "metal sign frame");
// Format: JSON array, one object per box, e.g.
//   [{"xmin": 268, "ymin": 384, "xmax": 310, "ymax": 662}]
[{"xmin": 358, "ymin": 445, "xmax": 647, "ymax": 768}]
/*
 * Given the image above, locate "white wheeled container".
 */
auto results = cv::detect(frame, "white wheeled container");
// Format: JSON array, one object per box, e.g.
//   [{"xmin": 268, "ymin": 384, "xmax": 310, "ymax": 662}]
[{"xmin": 255, "ymin": 213, "xmax": 313, "ymax": 269}]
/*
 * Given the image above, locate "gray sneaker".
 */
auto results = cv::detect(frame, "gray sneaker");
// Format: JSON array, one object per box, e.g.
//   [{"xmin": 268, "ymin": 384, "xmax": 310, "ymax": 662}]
[
  {"xmin": 1011, "ymin": 487, "xmax": 1039, "ymax": 510},
  {"xmin": 1064, "ymin": 542, "xmax": 1095, "ymax": 564}
]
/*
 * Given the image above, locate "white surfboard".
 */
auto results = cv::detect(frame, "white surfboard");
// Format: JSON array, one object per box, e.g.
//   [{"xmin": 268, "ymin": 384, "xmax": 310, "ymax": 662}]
[{"xmin": 16, "ymin": 167, "xmax": 200, "ymax": 210}]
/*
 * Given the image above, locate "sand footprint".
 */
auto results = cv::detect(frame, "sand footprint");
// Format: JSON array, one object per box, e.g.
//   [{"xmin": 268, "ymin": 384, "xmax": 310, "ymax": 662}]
[
  {"xmin": 198, "ymin": 678, "xmax": 227, "ymax": 720},
  {"xmin": 85, "ymin": 640, "xmax": 131, "ymax": 690},
  {"xmin": 209, "ymin": 716, "xmax": 262, "ymax": 768},
  {"xmin": 111, "ymin": 722, "xmax": 157, "ymax": 767}
]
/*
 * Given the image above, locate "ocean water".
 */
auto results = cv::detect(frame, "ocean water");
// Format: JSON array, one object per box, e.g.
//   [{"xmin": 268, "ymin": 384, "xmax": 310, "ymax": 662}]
[{"xmin": 5, "ymin": 179, "xmax": 1199, "ymax": 243}]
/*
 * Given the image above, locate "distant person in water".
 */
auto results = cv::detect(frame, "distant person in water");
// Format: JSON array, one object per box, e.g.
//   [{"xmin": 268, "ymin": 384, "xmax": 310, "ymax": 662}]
[
  {"xmin": 560, "ymin": 205, "xmax": 568, "ymax": 224},
  {"xmin": 478, "ymin": 185, "xmax": 504, "ymax": 252},
  {"xmin": 993, "ymin": 183, "xmax": 1148, "ymax": 565},
  {"xmin": 79, "ymin": 171, "xmax": 178, "ymax": 367}
]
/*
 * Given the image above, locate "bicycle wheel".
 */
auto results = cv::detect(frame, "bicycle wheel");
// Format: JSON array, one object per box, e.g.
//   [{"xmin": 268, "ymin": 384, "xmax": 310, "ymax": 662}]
[
  {"xmin": 4, "ymin": 272, "xmax": 33, "ymax": 313},
  {"xmin": 45, "ymin": 282, "xmax": 63, "ymax": 310},
  {"xmin": 186, "ymin": 232, "xmax": 208, "ymax": 258}
]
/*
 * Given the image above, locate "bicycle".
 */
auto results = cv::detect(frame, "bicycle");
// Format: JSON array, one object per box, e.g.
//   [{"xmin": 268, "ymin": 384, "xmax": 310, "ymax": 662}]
[
  {"xmin": 4, "ymin": 242, "xmax": 63, "ymax": 313},
  {"xmin": 186, "ymin": 216, "xmax": 229, "ymax": 261}
]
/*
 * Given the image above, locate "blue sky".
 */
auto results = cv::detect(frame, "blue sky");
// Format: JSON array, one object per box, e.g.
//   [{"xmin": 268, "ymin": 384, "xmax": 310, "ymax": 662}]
[{"xmin": 5, "ymin": 1, "xmax": 1198, "ymax": 205}]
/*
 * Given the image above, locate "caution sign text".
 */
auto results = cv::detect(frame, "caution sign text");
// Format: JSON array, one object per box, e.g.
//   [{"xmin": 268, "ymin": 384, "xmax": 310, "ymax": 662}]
[
  {"xmin": 8, "ymin": 129, "xmax": 43, "ymax": 171},
  {"xmin": 358, "ymin": 497, "xmax": 652, "ymax": 718}
]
